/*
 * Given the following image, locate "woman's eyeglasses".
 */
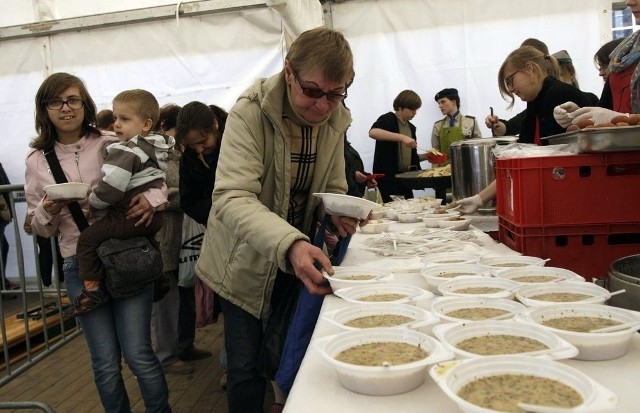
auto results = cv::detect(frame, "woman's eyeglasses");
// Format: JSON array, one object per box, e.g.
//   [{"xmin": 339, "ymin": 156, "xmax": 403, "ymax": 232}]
[
  {"xmin": 44, "ymin": 97, "xmax": 85, "ymax": 110},
  {"xmin": 293, "ymin": 72, "xmax": 347, "ymax": 102},
  {"xmin": 505, "ymin": 70, "xmax": 522, "ymax": 88}
]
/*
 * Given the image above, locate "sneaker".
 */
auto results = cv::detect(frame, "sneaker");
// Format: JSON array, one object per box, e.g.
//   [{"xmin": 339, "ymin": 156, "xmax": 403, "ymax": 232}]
[
  {"xmin": 178, "ymin": 346, "xmax": 212, "ymax": 361},
  {"xmin": 163, "ymin": 360, "xmax": 194, "ymax": 375},
  {"xmin": 63, "ymin": 287, "xmax": 110, "ymax": 317}
]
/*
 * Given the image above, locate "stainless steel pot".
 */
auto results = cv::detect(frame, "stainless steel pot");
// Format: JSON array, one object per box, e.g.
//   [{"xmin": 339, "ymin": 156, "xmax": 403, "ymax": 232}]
[
  {"xmin": 449, "ymin": 137, "xmax": 516, "ymax": 211},
  {"xmin": 608, "ymin": 254, "xmax": 640, "ymax": 311}
]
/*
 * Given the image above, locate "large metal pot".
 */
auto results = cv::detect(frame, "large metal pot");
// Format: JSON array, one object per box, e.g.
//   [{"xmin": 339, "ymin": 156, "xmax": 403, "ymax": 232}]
[
  {"xmin": 608, "ymin": 254, "xmax": 640, "ymax": 311},
  {"xmin": 449, "ymin": 137, "xmax": 516, "ymax": 211}
]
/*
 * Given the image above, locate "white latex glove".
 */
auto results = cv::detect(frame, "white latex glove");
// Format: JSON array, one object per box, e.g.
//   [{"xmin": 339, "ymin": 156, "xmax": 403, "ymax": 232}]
[
  {"xmin": 456, "ymin": 194, "xmax": 483, "ymax": 214},
  {"xmin": 571, "ymin": 107, "xmax": 624, "ymax": 126},
  {"xmin": 553, "ymin": 101, "xmax": 580, "ymax": 128}
]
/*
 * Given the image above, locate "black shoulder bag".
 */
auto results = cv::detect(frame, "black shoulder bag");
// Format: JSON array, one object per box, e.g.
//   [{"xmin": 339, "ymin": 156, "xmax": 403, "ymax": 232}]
[{"xmin": 44, "ymin": 147, "xmax": 162, "ymax": 299}]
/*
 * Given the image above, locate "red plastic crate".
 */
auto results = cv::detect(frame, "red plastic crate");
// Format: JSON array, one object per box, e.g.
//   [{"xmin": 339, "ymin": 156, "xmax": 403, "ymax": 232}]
[
  {"xmin": 499, "ymin": 218, "xmax": 640, "ymax": 281},
  {"xmin": 496, "ymin": 152, "xmax": 640, "ymax": 227}
]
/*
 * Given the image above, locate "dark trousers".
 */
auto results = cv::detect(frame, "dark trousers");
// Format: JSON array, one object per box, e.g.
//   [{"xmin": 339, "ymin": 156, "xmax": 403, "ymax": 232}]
[
  {"xmin": 177, "ymin": 285, "xmax": 196, "ymax": 353},
  {"xmin": 220, "ymin": 272, "xmax": 295, "ymax": 413},
  {"xmin": 76, "ymin": 208, "xmax": 163, "ymax": 282}
]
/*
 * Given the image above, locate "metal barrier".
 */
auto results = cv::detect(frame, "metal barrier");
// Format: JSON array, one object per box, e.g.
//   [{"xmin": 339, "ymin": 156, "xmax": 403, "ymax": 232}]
[{"xmin": 1, "ymin": 183, "xmax": 80, "ymax": 412}]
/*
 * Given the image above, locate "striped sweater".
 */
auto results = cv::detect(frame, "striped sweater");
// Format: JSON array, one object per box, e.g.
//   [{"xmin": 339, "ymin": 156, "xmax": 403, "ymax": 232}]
[{"xmin": 89, "ymin": 134, "xmax": 174, "ymax": 209}]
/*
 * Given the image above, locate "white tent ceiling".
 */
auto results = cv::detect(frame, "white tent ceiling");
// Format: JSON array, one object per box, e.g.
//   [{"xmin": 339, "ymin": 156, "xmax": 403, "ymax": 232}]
[{"xmin": 0, "ymin": 0, "xmax": 611, "ymax": 277}]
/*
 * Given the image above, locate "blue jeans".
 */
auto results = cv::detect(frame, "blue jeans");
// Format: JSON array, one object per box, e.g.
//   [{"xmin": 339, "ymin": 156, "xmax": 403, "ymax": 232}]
[{"xmin": 64, "ymin": 257, "xmax": 171, "ymax": 413}]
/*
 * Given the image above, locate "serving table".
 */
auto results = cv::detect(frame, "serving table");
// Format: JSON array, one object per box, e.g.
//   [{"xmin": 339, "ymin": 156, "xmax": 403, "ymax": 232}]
[{"xmin": 284, "ymin": 220, "xmax": 640, "ymax": 413}]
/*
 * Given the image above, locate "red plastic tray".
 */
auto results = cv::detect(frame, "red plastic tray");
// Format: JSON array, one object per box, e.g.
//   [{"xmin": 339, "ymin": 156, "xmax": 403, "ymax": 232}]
[
  {"xmin": 495, "ymin": 152, "xmax": 640, "ymax": 227},
  {"xmin": 499, "ymin": 218, "xmax": 640, "ymax": 281}
]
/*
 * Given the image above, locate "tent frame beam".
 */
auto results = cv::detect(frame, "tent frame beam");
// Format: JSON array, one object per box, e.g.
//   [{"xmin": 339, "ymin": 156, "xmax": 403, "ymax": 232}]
[{"xmin": 0, "ymin": 0, "xmax": 268, "ymax": 42}]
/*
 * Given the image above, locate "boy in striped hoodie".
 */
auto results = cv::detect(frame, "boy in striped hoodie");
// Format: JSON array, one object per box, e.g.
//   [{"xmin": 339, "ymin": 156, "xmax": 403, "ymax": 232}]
[{"xmin": 66, "ymin": 89, "xmax": 174, "ymax": 317}]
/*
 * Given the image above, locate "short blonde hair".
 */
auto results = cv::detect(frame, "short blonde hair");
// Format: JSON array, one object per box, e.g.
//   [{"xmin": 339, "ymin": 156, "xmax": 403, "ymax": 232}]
[
  {"xmin": 286, "ymin": 27, "xmax": 355, "ymax": 87},
  {"xmin": 498, "ymin": 46, "xmax": 560, "ymax": 108},
  {"xmin": 113, "ymin": 89, "xmax": 160, "ymax": 127}
]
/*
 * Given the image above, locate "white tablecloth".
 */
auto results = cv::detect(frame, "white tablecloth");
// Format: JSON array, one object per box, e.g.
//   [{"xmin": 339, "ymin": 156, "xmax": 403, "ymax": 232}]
[{"xmin": 284, "ymin": 221, "xmax": 640, "ymax": 413}]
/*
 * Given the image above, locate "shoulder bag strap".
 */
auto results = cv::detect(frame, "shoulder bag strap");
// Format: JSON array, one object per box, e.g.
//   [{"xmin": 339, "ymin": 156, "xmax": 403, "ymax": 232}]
[{"xmin": 43, "ymin": 146, "xmax": 89, "ymax": 231}]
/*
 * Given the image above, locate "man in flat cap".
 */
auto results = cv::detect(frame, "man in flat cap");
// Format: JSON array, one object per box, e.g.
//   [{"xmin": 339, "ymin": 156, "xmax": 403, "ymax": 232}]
[{"xmin": 431, "ymin": 88, "xmax": 482, "ymax": 165}]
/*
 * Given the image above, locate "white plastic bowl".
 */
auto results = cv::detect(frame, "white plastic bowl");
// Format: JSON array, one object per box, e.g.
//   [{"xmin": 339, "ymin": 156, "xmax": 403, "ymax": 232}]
[
  {"xmin": 420, "ymin": 252, "xmax": 480, "ymax": 266},
  {"xmin": 433, "ymin": 320, "xmax": 578, "ymax": 360},
  {"xmin": 396, "ymin": 212, "xmax": 422, "ymax": 223},
  {"xmin": 333, "ymin": 283, "xmax": 434, "ymax": 307},
  {"xmin": 313, "ymin": 193, "xmax": 378, "ymax": 220},
  {"xmin": 515, "ymin": 281, "xmax": 612, "ymax": 307},
  {"xmin": 359, "ymin": 219, "xmax": 391, "ymax": 234},
  {"xmin": 515, "ymin": 303, "xmax": 640, "ymax": 360},
  {"xmin": 43, "ymin": 182, "xmax": 90, "ymax": 201},
  {"xmin": 494, "ymin": 266, "xmax": 585, "ymax": 285},
  {"xmin": 314, "ymin": 328, "xmax": 453, "ymax": 396},
  {"xmin": 478, "ymin": 255, "xmax": 547, "ymax": 270},
  {"xmin": 322, "ymin": 267, "xmax": 393, "ymax": 291},
  {"xmin": 321, "ymin": 303, "xmax": 439, "ymax": 334},
  {"xmin": 420, "ymin": 264, "xmax": 492, "ymax": 295},
  {"xmin": 430, "ymin": 296, "xmax": 528, "ymax": 323},
  {"xmin": 429, "ymin": 356, "xmax": 618, "ymax": 413},
  {"xmin": 437, "ymin": 216, "xmax": 471, "ymax": 231},
  {"xmin": 438, "ymin": 277, "xmax": 520, "ymax": 300},
  {"xmin": 369, "ymin": 209, "xmax": 385, "ymax": 220}
]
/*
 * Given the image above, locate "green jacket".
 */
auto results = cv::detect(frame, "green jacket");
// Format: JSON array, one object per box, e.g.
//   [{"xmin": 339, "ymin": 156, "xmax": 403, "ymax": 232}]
[{"xmin": 194, "ymin": 72, "xmax": 351, "ymax": 318}]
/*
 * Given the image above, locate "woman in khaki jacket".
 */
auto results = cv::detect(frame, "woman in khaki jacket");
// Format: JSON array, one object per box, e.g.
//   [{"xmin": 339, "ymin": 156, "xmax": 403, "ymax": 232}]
[{"xmin": 195, "ymin": 27, "xmax": 364, "ymax": 413}]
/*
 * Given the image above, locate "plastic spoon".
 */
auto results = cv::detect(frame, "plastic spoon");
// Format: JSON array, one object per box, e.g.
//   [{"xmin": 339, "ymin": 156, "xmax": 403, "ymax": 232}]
[{"xmin": 579, "ymin": 289, "xmax": 626, "ymax": 304}]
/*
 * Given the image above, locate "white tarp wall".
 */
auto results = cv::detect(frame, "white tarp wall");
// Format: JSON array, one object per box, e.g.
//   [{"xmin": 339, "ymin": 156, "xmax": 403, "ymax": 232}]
[{"xmin": 0, "ymin": 0, "xmax": 611, "ymax": 279}]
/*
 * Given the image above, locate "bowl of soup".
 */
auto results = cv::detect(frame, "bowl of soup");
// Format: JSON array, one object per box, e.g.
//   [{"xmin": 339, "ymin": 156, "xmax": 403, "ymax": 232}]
[
  {"xmin": 430, "ymin": 296, "xmax": 528, "ymax": 323},
  {"xmin": 478, "ymin": 255, "xmax": 547, "ymax": 271},
  {"xmin": 420, "ymin": 264, "xmax": 492, "ymax": 295},
  {"xmin": 322, "ymin": 267, "xmax": 393, "ymax": 291},
  {"xmin": 438, "ymin": 277, "xmax": 520, "ymax": 300},
  {"xmin": 333, "ymin": 283, "xmax": 434, "ymax": 308},
  {"xmin": 433, "ymin": 320, "xmax": 578, "ymax": 360},
  {"xmin": 429, "ymin": 355, "xmax": 617, "ymax": 413},
  {"xmin": 494, "ymin": 266, "xmax": 585, "ymax": 285},
  {"xmin": 515, "ymin": 281, "xmax": 611, "ymax": 307},
  {"xmin": 515, "ymin": 303, "xmax": 640, "ymax": 360},
  {"xmin": 321, "ymin": 303, "xmax": 439, "ymax": 334},
  {"xmin": 314, "ymin": 328, "xmax": 453, "ymax": 395}
]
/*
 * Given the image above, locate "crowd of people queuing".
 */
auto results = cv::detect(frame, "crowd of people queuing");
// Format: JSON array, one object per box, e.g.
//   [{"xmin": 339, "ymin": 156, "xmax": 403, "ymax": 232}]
[{"xmin": 8, "ymin": 1, "xmax": 640, "ymax": 410}]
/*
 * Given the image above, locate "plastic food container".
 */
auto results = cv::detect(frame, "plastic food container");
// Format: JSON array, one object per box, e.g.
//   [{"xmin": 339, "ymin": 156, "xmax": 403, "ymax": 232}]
[
  {"xmin": 420, "ymin": 264, "xmax": 492, "ymax": 295},
  {"xmin": 313, "ymin": 193, "xmax": 378, "ymax": 220},
  {"xmin": 429, "ymin": 356, "xmax": 618, "ymax": 413},
  {"xmin": 321, "ymin": 303, "xmax": 439, "ymax": 334},
  {"xmin": 494, "ymin": 266, "xmax": 585, "ymax": 285},
  {"xmin": 433, "ymin": 320, "xmax": 578, "ymax": 360},
  {"xmin": 396, "ymin": 212, "xmax": 422, "ymax": 223},
  {"xmin": 430, "ymin": 296, "xmax": 528, "ymax": 323},
  {"xmin": 333, "ymin": 283, "xmax": 434, "ymax": 307},
  {"xmin": 438, "ymin": 277, "xmax": 520, "ymax": 300},
  {"xmin": 43, "ymin": 182, "xmax": 90, "ymax": 201},
  {"xmin": 423, "ymin": 211, "xmax": 460, "ymax": 227},
  {"xmin": 322, "ymin": 267, "xmax": 393, "ymax": 291},
  {"xmin": 515, "ymin": 303, "xmax": 640, "ymax": 360},
  {"xmin": 437, "ymin": 216, "xmax": 471, "ymax": 231},
  {"xmin": 420, "ymin": 252, "xmax": 480, "ymax": 266},
  {"xmin": 314, "ymin": 328, "xmax": 453, "ymax": 396},
  {"xmin": 515, "ymin": 281, "xmax": 612, "ymax": 307},
  {"xmin": 478, "ymin": 254, "xmax": 547, "ymax": 270},
  {"xmin": 359, "ymin": 219, "xmax": 391, "ymax": 234}
]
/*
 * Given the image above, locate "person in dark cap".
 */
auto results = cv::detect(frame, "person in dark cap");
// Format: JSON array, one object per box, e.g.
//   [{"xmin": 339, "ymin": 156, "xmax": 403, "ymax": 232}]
[{"xmin": 431, "ymin": 88, "xmax": 482, "ymax": 164}]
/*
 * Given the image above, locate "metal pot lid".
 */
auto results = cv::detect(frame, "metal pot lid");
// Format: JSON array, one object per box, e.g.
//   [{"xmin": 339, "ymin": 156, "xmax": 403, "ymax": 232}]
[{"xmin": 449, "ymin": 136, "xmax": 518, "ymax": 147}]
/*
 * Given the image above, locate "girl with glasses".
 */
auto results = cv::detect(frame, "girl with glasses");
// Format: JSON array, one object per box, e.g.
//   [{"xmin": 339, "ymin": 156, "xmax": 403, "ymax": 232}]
[{"xmin": 24, "ymin": 72, "xmax": 171, "ymax": 412}]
